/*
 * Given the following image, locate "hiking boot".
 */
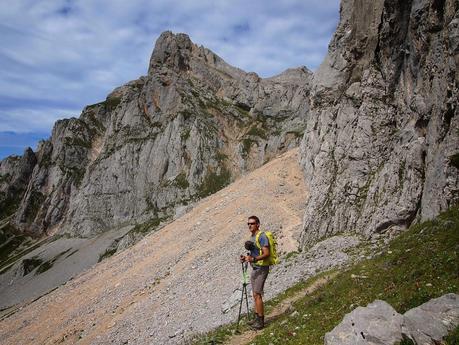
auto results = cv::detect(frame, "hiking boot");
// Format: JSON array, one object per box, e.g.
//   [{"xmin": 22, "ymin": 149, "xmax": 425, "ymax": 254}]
[
  {"xmin": 251, "ymin": 315, "xmax": 264, "ymax": 330},
  {"xmin": 247, "ymin": 313, "xmax": 258, "ymax": 326}
]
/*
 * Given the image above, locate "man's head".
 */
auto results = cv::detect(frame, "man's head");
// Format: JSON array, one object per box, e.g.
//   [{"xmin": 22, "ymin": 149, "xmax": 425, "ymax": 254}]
[{"xmin": 247, "ymin": 215, "xmax": 260, "ymax": 235}]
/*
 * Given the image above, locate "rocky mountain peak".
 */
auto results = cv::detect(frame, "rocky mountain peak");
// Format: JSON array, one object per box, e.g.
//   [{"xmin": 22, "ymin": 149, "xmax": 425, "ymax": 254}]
[
  {"xmin": 148, "ymin": 31, "xmax": 194, "ymax": 73},
  {"xmin": 0, "ymin": 30, "xmax": 312, "ymax": 242}
]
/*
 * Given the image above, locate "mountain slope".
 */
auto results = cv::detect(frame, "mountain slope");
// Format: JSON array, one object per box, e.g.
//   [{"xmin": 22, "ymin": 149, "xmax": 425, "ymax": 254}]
[{"xmin": 0, "ymin": 148, "xmax": 315, "ymax": 345}]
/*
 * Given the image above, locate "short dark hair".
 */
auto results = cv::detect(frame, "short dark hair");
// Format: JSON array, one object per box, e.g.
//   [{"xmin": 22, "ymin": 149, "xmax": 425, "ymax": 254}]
[{"xmin": 248, "ymin": 215, "xmax": 260, "ymax": 224}]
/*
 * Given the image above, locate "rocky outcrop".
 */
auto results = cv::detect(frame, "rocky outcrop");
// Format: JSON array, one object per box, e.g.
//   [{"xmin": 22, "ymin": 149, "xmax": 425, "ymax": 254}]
[
  {"xmin": 0, "ymin": 148, "xmax": 37, "ymax": 222},
  {"xmin": 325, "ymin": 293, "xmax": 459, "ymax": 345},
  {"xmin": 0, "ymin": 31, "xmax": 312, "ymax": 240},
  {"xmin": 300, "ymin": 0, "xmax": 459, "ymax": 246}
]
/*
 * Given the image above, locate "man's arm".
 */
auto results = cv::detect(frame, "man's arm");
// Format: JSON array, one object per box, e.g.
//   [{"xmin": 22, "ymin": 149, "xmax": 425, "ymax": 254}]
[{"xmin": 251, "ymin": 246, "xmax": 269, "ymax": 262}]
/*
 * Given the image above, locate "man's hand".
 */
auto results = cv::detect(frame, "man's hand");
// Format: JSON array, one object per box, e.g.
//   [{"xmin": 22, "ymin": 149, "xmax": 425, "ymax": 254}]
[{"xmin": 240, "ymin": 255, "xmax": 256, "ymax": 263}]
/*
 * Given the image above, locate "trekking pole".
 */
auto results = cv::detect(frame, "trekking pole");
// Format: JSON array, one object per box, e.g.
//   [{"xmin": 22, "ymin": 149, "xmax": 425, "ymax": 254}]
[{"xmin": 236, "ymin": 261, "xmax": 251, "ymax": 333}]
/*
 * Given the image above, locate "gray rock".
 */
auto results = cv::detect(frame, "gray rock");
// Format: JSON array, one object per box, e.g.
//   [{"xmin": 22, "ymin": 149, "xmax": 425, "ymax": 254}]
[
  {"xmin": 324, "ymin": 300, "xmax": 404, "ymax": 345},
  {"xmin": 325, "ymin": 294, "xmax": 459, "ymax": 345},
  {"xmin": 300, "ymin": 0, "xmax": 459, "ymax": 246},
  {"xmin": 403, "ymin": 293, "xmax": 459, "ymax": 344}
]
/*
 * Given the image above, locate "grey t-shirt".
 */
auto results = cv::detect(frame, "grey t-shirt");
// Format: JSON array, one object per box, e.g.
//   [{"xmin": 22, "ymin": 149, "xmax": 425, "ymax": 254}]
[{"xmin": 249, "ymin": 232, "xmax": 269, "ymax": 259}]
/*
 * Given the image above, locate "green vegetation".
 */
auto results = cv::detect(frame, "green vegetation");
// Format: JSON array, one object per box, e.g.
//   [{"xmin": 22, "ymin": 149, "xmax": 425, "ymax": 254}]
[
  {"xmin": 0, "ymin": 173, "xmax": 10, "ymax": 184},
  {"xmin": 242, "ymin": 138, "xmax": 258, "ymax": 157},
  {"xmin": 98, "ymin": 217, "xmax": 169, "ymax": 262},
  {"xmin": 197, "ymin": 167, "xmax": 231, "ymax": 198},
  {"xmin": 215, "ymin": 152, "xmax": 228, "ymax": 163},
  {"xmin": 286, "ymin": 130, "xmax": 304, "ymax": 139},
  {"xmin": 398, "ymin": 160, "xmax": 406, "ymax": 182},
  {"xmin": 0, "ymin": 225, "xmax": 32, "ymax": 267},
  {"xmin": 98, "ymin": 247, "xmax": 118, "ymax": 262},
  {"xmin": 35, "ymin": 248, "xmax": 72, "ymax": 274},
  {"xmin": 190, "ymin": 205, "xmax": 459, "ymax": 345},
  {"xmin": 444, "ymin": 325, "xmax": 459, "ymax": 344},
  {"xmin": 0, "ymin": 233, "xmax": 63, "ymax": 274},
  {"xmin": 235, "ymin": 103, "xmax": 251, "ymax": 118},
  {"xmin": 105, "ymin": 96, "xmax": 122, "ymax": 111},
  {"xmin": 181, "ymin": 128, "xmax": 191, "ymax": 141},
  {"xmin": 0, "ymin": 193, "xmax": 21, "ymax": 220},
  {"xmin": 247, "ymin": 126, "xmax": 267, "ymax": 140},
  {"xmin": 64, "ymin": 137, "xmax": 92, "ymax": 149},
  {"xmin": 23, "ymin": 191, "xmax": 46, "ymax": 223},
  {"xmin": 22, "ymin": 256, "xmax": 43, "ymax": 275},
  {"xmin": 130, "ymin": 217, "xmax": 165, "ymax": 235},
  {"xmin": 449, "ymin": 153, "xmax": 459, "ymax": 170},
  {"xmin": 395, "ymin": 335, "xmax": 416, "ymax": 345},
  {"xmin": 174, "ymin": 172, "xmax": 190, "ymax": 189},
  {"xmin": 284, "ymin": 251, "xmax": 300, "ymax": 261}
]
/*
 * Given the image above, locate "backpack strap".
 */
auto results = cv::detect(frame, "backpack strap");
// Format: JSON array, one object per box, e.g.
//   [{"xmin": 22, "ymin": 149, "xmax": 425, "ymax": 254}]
[{"xmin": 255, "ymin": 231, "xmax": 263, "ymax": 256}]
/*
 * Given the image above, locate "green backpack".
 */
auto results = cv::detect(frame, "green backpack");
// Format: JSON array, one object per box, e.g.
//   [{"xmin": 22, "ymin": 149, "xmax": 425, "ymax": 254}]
[{"xmin": 254, "ymin": 231, "xmax": 279, "ymax": 266}]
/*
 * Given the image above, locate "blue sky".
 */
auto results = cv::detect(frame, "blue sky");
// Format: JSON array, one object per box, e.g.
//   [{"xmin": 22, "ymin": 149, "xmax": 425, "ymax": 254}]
[{"xmin": 0, "ymin": 0, "xmax": 340, "ymax": 159}]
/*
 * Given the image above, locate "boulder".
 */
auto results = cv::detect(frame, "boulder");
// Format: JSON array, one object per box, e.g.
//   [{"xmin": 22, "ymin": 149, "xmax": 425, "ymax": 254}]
[
  {"xmin": 403, "ymin": 293, "xmax": 459, "ymax": 344},
  {"xmin": 324, "ymin": 300, "xmax": 403, "ymax": 345},
  {"xmin": 325, "ymin": 294, "xmax": 459, "ymax": 345}
]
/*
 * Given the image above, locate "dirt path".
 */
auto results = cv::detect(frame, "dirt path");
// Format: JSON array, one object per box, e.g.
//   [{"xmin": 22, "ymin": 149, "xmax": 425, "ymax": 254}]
[{"xmin": 224, "ymin": 272, "xmax": 338, "ymax": 345}]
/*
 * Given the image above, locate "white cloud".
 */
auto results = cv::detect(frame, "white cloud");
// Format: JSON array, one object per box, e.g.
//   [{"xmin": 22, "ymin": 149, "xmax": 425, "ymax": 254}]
[{"xmin": 0, "ymin": 0, "xmax": 340, "ymax": 142}]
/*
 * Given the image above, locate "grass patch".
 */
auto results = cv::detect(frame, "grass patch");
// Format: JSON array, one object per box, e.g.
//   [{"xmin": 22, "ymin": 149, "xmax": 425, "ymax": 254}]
[
  {"xmin": 0, "ymin": 173, "xmax": 10, "ymax": 184},
  {"xmin": 35, "ymin": 248, "xmax": 72, "ymax": 274},
  {"xmin": 242, "ymin": 138, "xmax": 258, "ymax": 157},
  {"xmin": 0, "ymin": 228, "xmax": 31, "ymax": 265},
  {"xmin": 215, "ymin": 152, "xmax": 228, "ymax": 163},
  {"xmin": 22, "ymin": 256, "xmax": 43, "ymax": 275},
  {"xmin": 247, "ymin": 126, "xmax": 267, "ymax": 140},
  {"xmin": 174, "ymin": 172, "xmax": 190, "ymax": 189},
  {"xmin": 197, "ymin": 167, "xmax": 231, "ymax": 198},
  {"xmin": 284, "ymin": 251, "xmax": 300, "ymax": 261},
  {"xmin": 0, "ymin": 194, "xmax": 21, "ymax": 221},
  {"xmin": 445, "ymin": 325, "xmax": 459, "ymax": 344},
  {"xmin": 0, "ymin": 234, "xmax": 58, "ymax": 274},
  {"xmin": 181, "ymin": 128, "xmax": 191, "ymax": 141},
  {"xmin": 449, "ymin": 153, "xmax": 459, "ymax": 169},
  {"xmin": 105, "ymin": 95, "xmax": 122, "ymax": 111},
  {"xmin": 98, "ymin": 217, "xmax": 168, "ymax": 262},
  {"xmin": 98, "ymin": 247, "xmax": 118, "ymax": 262},
  {"xmin": 23, "ymin": 191, "xmax": 46, "ymax": 223},
  {"xmin": 130, "ymin": 217, "xmax": 165, "ymax": 235},
  {"xmin": 191, "ymin": 205, "xmax": 459, "ymax": 345},
  {"xmin": 64, "ymin": 137, "xmax": 92, "ymax": 149}
]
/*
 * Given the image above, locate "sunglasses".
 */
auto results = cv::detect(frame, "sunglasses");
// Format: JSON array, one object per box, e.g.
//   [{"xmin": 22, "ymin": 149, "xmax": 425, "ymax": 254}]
[{"xmin": 247, "ymin": 222, "xmax": 257, "ymax": 226}]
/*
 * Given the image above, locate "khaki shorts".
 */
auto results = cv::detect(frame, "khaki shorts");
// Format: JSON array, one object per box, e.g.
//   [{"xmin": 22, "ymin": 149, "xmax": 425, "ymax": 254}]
[{"xmin": 251, "ymin": 266, "xmax": 269, "ymax": 295}]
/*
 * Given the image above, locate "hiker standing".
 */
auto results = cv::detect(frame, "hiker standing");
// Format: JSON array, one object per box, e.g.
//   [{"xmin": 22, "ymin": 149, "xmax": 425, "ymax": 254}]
[{"xmin": 240, "ymin": 215, "xmax": 270, "ymax": 330}]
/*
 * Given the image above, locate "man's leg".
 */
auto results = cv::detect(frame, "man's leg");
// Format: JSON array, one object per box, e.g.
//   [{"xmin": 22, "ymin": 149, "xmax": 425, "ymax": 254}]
[
  {"xmin": 250, "ymin": 267, "xmax": 269, "ymax": 330},
  {"xmin": 253, "ymin": 293, "xmax": 264, "ymax": 316}
]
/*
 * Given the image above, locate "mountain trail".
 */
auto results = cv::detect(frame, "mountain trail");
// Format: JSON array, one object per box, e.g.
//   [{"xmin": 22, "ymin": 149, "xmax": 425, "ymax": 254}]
[{"xmin": 224, "ymin": 272, "xmax": 338, "ymax": 345}]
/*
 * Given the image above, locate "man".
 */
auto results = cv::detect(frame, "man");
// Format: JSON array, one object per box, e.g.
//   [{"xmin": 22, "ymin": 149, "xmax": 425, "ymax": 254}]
[{"xmin": 240, "ymin": 215, "xmax": 270, "ymax": 330}]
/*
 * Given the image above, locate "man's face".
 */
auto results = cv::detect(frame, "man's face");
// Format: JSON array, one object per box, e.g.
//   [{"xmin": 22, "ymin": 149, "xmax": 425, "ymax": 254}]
[{"xmin": 247, "ymin": 219, "xmax": 259, "ymax": 235}]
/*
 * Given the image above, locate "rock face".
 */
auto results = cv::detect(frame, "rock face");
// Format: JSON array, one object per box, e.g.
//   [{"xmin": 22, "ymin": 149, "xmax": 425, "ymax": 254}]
[
  {"xmin": 0, "ymin": 31, "xmax": 312, "ymax": 240},
  {"xmin": 325, "ymin": 293, "xmax": 459, "ymax": 345},
  {"xmin": 300, "ymin": 0, "xmax": 459, "ymax": 246}
]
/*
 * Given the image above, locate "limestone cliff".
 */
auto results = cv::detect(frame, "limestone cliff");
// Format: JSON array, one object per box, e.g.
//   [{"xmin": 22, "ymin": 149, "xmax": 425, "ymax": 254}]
[
  {"xmin": 300, "ymin": 0, "xmax": 459, "ymax": 246},
  {"xmin": 0, "ymin": 31, "xmax": 311, "ymax": 242}
]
